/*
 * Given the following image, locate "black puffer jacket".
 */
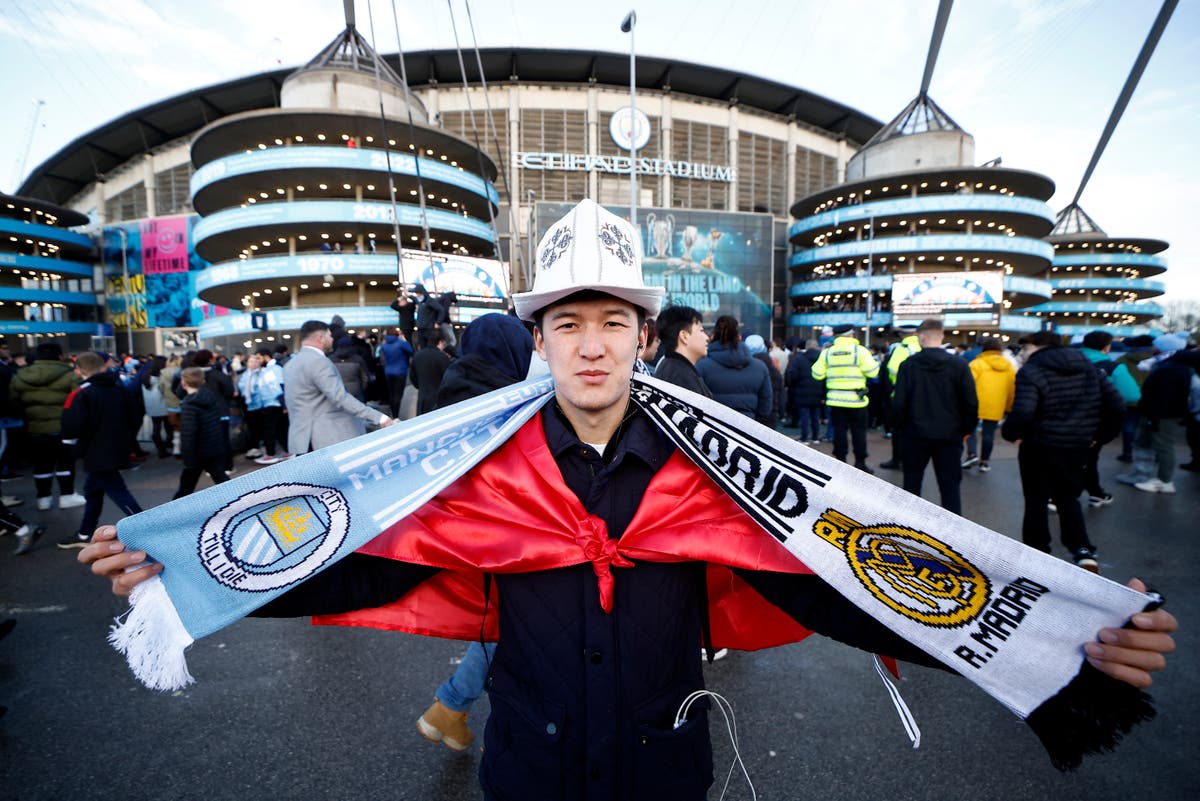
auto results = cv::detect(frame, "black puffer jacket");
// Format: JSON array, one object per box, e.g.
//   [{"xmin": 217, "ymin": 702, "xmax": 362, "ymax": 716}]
[
  {"xmin": 1002, "ymin": 345, "xmax": 1123, "ymax": 448},
  {"xmin": 892, "ymin": 347, "xmax": 978, "ymax": 440},
  {"xmin": 695, "ymin": 343, "xmax": 773, "ymax": 424},
  {"xmin": 179, "ymin": 388, "xmax": 229, "ymax": 468}
]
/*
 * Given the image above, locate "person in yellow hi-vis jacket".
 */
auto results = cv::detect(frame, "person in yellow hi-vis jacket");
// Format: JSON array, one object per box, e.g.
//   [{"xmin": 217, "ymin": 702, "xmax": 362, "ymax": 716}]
[{"xmin": 811, "ymin": 323, "xmax": 880, "ymax": 473}]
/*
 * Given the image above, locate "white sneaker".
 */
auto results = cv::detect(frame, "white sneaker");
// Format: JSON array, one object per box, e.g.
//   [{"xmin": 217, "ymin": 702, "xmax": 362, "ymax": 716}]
[
  {"xmin": 58, "ymin": 492, "xmax": 87, "ymax": 509},
  {"xmin": 36, "ymin": 496, "xmax": 52, "ymax": 511},
  {"xmin": 1134, "ymin": 479, "xmax": 1175, "ymax": 494},
  {"xmin": 244, "ymin": 448, "xmax": 263, "ymax": 458},
  {"xmin": 254, "ymin": 454, "xmax": 284, "ymax": 465},
  {"xmin": 2, "ymin": 494, "xmax": 23, "ymax": 508}
]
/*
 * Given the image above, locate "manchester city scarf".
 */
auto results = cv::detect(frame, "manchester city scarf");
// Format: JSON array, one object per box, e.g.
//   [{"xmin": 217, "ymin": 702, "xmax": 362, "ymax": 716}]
[{"xmin": 111, "ymin": 373, "xmax": 1156, "ymax": 769}]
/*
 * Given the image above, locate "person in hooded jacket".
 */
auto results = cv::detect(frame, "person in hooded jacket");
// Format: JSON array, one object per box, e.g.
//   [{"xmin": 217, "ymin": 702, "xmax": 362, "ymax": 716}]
[
  {"xmin": 379, "ymin": 329, "xmax": 414, "ymax": 418},
  {"xmin": 419, "ymin": 312, "xmax": 534, "ymax": 752},
  {"xmin": 409, "ymin": 329, "xmax": 451, "ymax": 415},
  {"xmin": 174, "ymin": 367, "xmax": 232, "ymax": 497},
  {"xmin": 9, "ymin": 341, "xmax": 84, "ymax": 510},
  {"xmin": 785, "ymin": 340, "xmax": 824, "ymax": 442},
  {"xmin": 1114, "ymin": 334, "xmax": 1155, "ymax": 462},
  {"xmin": 891, "ymin": 319, "xmax": 978, "ymax": 515},
  {"xmin": 695, "ymin": 315, "xmax": 772, "ymax": 425},
  {"xmin": 413, "ymin": 285, "xmax": 445, "ymax": 349},
  {"xmin": 743, "ymin": 334, "xmax": 782, "ymax": 429},
  {"xmin": 965, "ymin": 337, "xmax": 1016, "ymax": 472},
  {"xmin": 1002, "ymin": 331, "xmax": 1124, "ymax": 573}
]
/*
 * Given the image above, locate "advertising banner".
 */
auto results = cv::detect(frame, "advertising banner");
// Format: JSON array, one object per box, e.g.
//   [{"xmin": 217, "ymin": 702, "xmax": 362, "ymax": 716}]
[
  {"xmin": 535, "ymin": 202, "xmax": 773, "ymax": 337},
  {"xmin": 103, "ymin": 216, "xmax": 230, "ymax": 329},
  {"xmin": 891, "ymin": 270, "xmax": 1004, "ymax": 327}
]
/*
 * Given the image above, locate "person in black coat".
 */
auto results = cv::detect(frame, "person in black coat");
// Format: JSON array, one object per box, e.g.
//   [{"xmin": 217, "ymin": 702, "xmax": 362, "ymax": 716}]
[
  {"xmin": 173, "ymin": 367, "xmax": 231, "ymax": 498},
  {"xmin": 891, "ymin": 319, "xmax": 978, "ymax": 515},
  {"xmin": 390, "ymin": 292, "xmax": 417, "ymax": 347},
  {"xmin": 651, "ymin": 305, "xmax": 712, "ymax": 398},
  {"xmin": 413, "ymin": 285, "xmax": 445, "ymax": 349},
  {"xmin": 1002, "ymin": 331, "xmax": 1124, "ymax": 571},
  {"xmin": 785, "ymin": 342, "xmax": 824, "ymax": 442},
  {"xmin": 409, "ymin": 329, "xmax": 451, "ymax": 415},
  {"xmin": 58, "ymin": 352, "xmax": 144, "ymax": 549}
]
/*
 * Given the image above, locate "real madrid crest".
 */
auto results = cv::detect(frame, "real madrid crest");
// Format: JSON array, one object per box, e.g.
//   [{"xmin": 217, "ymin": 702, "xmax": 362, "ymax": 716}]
[{"xmin": 814, "ymin": 509, "xmax": 990, "ymax": 628}]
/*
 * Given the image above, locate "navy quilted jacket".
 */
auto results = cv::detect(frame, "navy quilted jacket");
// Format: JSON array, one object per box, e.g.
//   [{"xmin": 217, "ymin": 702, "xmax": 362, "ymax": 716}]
[{"xmin": 1002, "ymin": 346, "xmax": 1123, "ymax": 448}]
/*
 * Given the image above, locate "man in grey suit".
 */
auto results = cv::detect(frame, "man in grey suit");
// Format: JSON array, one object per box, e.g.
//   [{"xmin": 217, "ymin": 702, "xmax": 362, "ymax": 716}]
[{"xmin": 283, "ymin": 320, "xmax": 394, "ymax": 454}]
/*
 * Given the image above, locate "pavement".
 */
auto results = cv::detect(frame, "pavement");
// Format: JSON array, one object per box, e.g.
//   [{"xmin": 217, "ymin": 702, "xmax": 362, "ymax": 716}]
[{"xmin": 1, "ymin": 430, "xmax": 1197, "ymax": 801}]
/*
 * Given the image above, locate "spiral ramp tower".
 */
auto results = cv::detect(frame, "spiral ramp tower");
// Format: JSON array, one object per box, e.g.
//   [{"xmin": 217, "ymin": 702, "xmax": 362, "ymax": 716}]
[
  {"xmin": 787, "ymin": 93, "xmax": 1058, "ymax": 342},
  {"xmin": 190, "ymin": 22, "xmax": 498, "ymax": 345},
  {"xmin": 1027, "ymin": 204, "xmax": 1166, "ymax": 337}
]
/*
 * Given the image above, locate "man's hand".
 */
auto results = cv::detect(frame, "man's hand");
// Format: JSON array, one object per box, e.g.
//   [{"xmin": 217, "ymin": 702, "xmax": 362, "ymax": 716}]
[
  {"xmin": 1084, "ymin": 578, "xmax": 1177, "ymax": 689},
  {"xmin": 78, "ymin": 525, "xmax": 162, "ymax": 598}
]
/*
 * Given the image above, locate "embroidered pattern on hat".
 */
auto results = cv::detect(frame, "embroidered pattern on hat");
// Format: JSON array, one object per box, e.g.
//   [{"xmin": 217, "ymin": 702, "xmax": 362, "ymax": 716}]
[
  {"xmin": 540, "ymin": 226, "xmax": 573, "ymax": 270},
  {"xmin": 598, "ymin": 222, "xmax": 635, "ymax": 267}
]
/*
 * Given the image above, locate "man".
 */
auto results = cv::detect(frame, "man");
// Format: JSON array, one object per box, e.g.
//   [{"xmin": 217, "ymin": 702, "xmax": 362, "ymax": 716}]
[
  {"xmin": 413, "ymin": 284, "xmax": 444, "ymax": 349},
  {"xmin": 651, "ymin": 305, "xmax": 712, "ymax": 397},
  {"xmin": 82, "ymin": 200, "xmax": 1178, "ymax": 801},
  {"xmin": 1123, "ymin": 335, "xmax": 1198, "ymax": 494},
  {"xmin": 810, "ymin": 323, "xmax": 878, "ymax": 473},
  {"xmin": 378, "ymin": 328, "xmax": 414, "ymax": 419},
  {"xmin": 389, "ymin": 291, "xmax": 417, "ymax": 348},
  {"xmin": 891, "ymin": 319, "xmax": 978, "ymax": 516},
  {"xmin": 408, "ymin": 329, "xmax": 451, "ymax": 416},
  {"xmin": 1002, "ymin": 331, "xmax": 1124, "ymax": 572},
  {"xmin": 879, "ymin": 325, "xmax": 919, "ymax": 470},
  {"xmin": 9, "ymin": 341, "xmax": 85, "ymax": 510},
  {"xmin": 1079, "ymin": 331, "xmax": 1140, "ymax": 505},
  {"xmin": 283, "ymin": 320, "xmax": 393, "ymax": 454}
]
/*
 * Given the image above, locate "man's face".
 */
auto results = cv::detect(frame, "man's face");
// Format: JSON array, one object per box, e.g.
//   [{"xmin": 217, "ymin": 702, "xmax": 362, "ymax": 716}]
[
  {"xmin": 534, "ymin": 297, "xmax": 645, "ymax": 420},
  {"xmin": 678, "ymin": 319, "xmax": 709, "ymax": 364},
  {"xmin": 308, "ymin": 328, "xmax": 334, "ymax": 353}
]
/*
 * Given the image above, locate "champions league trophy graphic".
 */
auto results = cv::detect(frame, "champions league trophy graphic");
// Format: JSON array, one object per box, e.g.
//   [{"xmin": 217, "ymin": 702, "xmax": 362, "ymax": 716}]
[
  {"xmin": 699, "ymin": 228, "xmax": 723, "ymax": 270},
  {"xmin": 644, "ymin": 212, "xmax": 675, "ymax": 259},
  {"xmin": 680, "ymin": 225, "xmax": 699, "ymax": 263}
]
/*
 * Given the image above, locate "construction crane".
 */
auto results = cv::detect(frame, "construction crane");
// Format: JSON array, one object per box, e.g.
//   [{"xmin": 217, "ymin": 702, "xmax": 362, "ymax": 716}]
[{"xmin": 12, "ymin": 98, "xmax": 46, "ymax": 192}]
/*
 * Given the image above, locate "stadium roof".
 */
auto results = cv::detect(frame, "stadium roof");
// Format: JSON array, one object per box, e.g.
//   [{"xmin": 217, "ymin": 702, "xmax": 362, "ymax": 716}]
[{"xmin": 18, "ymin": 48, "xmax": 882, "ymax": 204}]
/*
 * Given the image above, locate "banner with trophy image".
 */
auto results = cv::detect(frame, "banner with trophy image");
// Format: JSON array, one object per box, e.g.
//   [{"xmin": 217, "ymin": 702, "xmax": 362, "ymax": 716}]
[{"xmin": 535, "ymin": 202, "xmax": 774, "ymax": 336}]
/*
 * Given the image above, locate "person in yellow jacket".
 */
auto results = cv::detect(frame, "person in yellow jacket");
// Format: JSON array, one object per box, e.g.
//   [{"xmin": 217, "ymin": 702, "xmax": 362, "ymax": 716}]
[
  {"xmin": 811, "ymin": 323, "xmax": 879, "ymax": 473},
  {"xmin": 879, "ymin": 326, "xmax": 920, "ymax": 470},
  {"xmin": 964, "ymin": 337, "xmax": 1016, "ymax": 472}
]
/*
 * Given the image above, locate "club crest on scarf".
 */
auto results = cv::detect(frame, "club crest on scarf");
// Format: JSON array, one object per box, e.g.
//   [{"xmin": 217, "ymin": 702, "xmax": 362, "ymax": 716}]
[
  {"xmin": 814, "ymin": 509, "xmax": 991, "ymax": 628},
  {"xmin": 198, "ymin": 483, "xmax": 351, "ymax": 593}
]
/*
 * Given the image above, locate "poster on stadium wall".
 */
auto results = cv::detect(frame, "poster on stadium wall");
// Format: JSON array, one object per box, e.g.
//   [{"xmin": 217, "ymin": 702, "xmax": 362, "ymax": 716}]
[
  {"xmin": 399, "ymin": 249, "xmax": 510, "ymax": 325},
  {"xmin": 890, "ymin": 270, "xmax": 1004, "ymax": 327},
  {"xmin": 102, "ymin": 216, "xmax": 230, "ymax": 329},
  {"xmin": 535, "ymin": 202, "xmax": 773, "ymax": 337}
]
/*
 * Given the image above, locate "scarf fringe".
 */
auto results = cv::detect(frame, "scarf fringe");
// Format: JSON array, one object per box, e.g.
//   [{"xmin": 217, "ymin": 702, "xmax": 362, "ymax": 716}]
[
  {"xmin": 107, "ymin": 575, "xmax": 195, "ymax": 691},
  {"xmin": 1024, "ymin": 660, "xmax": 1156, "ymax": 771}
]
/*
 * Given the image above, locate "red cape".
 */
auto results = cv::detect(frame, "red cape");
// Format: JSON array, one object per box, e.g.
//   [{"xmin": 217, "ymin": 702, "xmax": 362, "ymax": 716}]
[{"xmin": 317, "ymin": 416, "xmax": 815, "ymax": 650}]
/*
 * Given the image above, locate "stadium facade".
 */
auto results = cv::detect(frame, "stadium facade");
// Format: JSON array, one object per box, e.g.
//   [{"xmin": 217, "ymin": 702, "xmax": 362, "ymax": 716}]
[{"xmin": 13, "ymin": 25, "xmax": 1165, "ymax": 354}]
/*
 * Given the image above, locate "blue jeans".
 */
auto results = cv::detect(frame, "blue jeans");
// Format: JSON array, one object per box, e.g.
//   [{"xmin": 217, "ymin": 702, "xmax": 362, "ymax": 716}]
[
  {"xmin": 77, "ymin": 470, "xmax": 143, "ymax": 539},
  {"xmin": 795, "ymin": 404, "xmax": 821, "ymax": 441},
  {"xmin": 965, "ymin": 419, "xmax": 999, "ymax": 462},
  {"xmin": 435, "ymin": 640, "xmax": 497, "ymax": 713}
]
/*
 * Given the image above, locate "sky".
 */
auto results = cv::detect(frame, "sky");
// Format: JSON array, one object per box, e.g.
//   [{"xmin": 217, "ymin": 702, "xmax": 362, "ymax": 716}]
[{"xmin": 1, "ymin": 0, "xmax": 1197, "ymax": 301}]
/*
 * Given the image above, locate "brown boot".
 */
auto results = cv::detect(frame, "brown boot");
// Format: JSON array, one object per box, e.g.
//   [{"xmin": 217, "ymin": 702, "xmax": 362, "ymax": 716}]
[{"xmin": 417, "ymin": 698, "xmax": 473, "ymax": 751}]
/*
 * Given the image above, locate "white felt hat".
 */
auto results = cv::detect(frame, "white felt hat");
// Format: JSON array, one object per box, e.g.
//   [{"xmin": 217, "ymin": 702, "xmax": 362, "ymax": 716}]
[{"xmin": 512, "ymin": 198, "xmax": 665, "ymax": 321}]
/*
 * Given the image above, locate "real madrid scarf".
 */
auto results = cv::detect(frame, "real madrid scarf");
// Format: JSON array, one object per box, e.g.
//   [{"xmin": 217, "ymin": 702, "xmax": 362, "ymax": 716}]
[{"xmin": 111, "ymin": 373, "xmax": 1156, "ymax": 770}]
